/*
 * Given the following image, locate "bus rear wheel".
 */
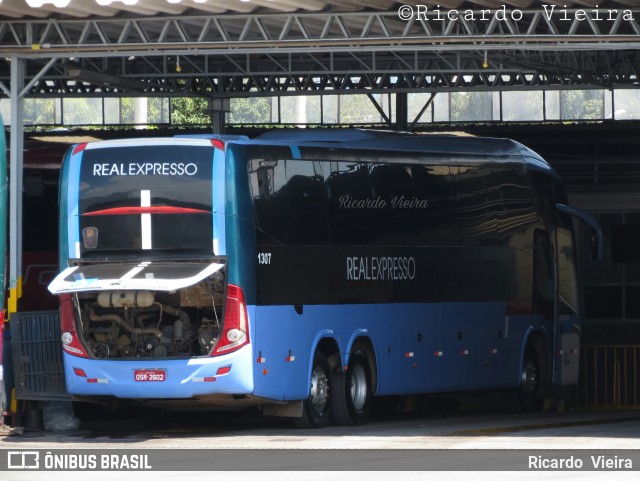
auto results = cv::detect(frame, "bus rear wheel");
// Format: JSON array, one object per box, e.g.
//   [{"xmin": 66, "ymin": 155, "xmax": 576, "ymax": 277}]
[
  {"xmin": 294, "ymin": 352, "xmax": 331, "ymax": 428},
  {"xmin": 331, "ymin": 349, "xmax": 372, "ymax": 426}
]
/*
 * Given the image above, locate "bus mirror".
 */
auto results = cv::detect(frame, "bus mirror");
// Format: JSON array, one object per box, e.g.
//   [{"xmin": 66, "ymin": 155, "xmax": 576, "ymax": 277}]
[
  {"xmin": 257, "ymin": 166, "xmax": 273, "ymax": 199},
  {"xmin": 555, "ymin": 203, "xmax": 602, "ymax": 262},
  {"xmin": 589, "ymin": 231, "xmax": 602, "ymax": 262}
]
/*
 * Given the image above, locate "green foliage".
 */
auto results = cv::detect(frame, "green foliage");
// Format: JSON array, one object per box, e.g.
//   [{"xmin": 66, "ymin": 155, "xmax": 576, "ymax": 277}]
[
  {"xmin": 228, "ymin": 94, "xmax": 391, "ymax": 125},
  {"xmin": 560, "ymin": 90, "xmax": 604, "ymax": 120},
  {"xmin": 62, "ymin": 98, "xmax": 103, "ymax": 125},
  {"xmin": 171, "ymin": 97, "xmax": 210, "ymax": 125},
  {"xmin": 14, "ymin": 88, "xmax": 640, "ymax": 129},
  {"xmin": 229, "ymin": 97, "xmax": 273, "ymax": 124},
  {"xmin": 120, "ymin": 98, "xmax": 135, "ymax": 123},
  {"xmin": 23, "ymin": 98, "xmax": 59, "ymax": 125},
  {"xmin": 336, "ymin": 94, "xmax": 391, "ymax": 124},
  {"xmin": 502, "ymin": 91, "xmax": 544, "ymax": 122},
  {"xmin": 450, "ymin": 92, "xmax": 493, "ymax": 122}
]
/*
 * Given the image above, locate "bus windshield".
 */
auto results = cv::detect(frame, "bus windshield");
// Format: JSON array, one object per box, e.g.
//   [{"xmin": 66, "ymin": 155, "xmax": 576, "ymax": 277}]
[{"xmin": 77, "ymin": 145, "xmax": 215, "ymax": 258}]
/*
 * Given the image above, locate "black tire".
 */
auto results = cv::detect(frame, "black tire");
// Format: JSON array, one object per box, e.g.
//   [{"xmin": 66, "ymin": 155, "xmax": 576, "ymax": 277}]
[
  {"xmin": 503, "ymin": 349, "xmax": 544, "ymax": 413},
  {"xmin": 331, "ymin": 349, "xmax": 373, "ymax": 426},
  {"xmin": 293, "ymin": 352, "xmax": 331, "ymax": 428},
  {"xmin": 330, "ymin": 370, "xmax": 351, "ymax": 425},
  {"xmin": 518, "ymin": 350, "xmax": 543, "ymax": 412}
]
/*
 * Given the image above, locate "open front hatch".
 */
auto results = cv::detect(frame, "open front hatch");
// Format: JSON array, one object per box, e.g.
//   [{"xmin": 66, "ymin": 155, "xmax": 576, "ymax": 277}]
[
  {"xmin": 48, "ymin": 261, "xmax": 230, "ymax": 359},
  {"xmin": 49, "ymin": 261, "xmax": 224, "ymax": 294}
]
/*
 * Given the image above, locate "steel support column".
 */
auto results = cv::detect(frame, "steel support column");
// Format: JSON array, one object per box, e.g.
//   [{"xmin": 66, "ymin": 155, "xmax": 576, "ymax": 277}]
[
  {"xmin": 6, "ymin": 57, "xmax": 57, "ymax": 316},
  {"xmin": 209, "ymin": 97, "xmax": 230, "ymax": 134},
  {"xmin": 396, "ymin": 92, "xmax": 408, "ymax": 131},
  {"xmin": 8, "ymin": 57, "xmax": 24, "ymax": 316}
]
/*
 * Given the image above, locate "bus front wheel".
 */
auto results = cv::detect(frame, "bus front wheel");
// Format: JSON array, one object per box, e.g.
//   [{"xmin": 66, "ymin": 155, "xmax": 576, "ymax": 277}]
[
  {"xmin": 518, "ymin": 350, "xmax": 543, "ymax": 412},
  {"xmin": 504, "ymin": 348, "xmax": 544, "ymax": 413},
  {"xmin": 294, "ymin": 352, "xmax": 331, "ymax": 428}
]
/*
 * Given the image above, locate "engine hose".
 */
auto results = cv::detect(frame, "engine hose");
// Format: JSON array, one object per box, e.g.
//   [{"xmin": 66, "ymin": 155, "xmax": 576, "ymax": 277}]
[
  {"xmin": 161, "ymin": 303, "xmax": 191, "ymax": 325},
  {"xmin": 88, "ymin": 306, "xmax": 162, "ymax": 338},
  {"xmin": 137, "ymin": 303, "xmax": 191, "ymax": 326}
]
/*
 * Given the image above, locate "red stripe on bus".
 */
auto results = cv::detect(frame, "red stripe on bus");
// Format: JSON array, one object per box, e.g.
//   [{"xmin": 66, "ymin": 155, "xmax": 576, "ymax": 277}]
[{"xmin": 82, "ymin": 206, "xmax": 210, "ymax": 216}]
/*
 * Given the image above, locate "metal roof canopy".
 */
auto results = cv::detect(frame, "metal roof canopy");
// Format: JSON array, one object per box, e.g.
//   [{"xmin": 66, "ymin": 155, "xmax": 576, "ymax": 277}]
[
  {"xmin": 2, "ymin": 2, "xmax": 640, "ymax": 99},
  {"xmin": 2, "ymin": 0, "xmax": 640, "ymax": 313}
]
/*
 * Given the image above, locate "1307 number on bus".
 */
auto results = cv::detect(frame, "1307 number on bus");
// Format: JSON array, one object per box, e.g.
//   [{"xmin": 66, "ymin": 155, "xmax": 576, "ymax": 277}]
[{"xmin": 258, "ymin": 252, "xmax": 272, "ymax": 265}]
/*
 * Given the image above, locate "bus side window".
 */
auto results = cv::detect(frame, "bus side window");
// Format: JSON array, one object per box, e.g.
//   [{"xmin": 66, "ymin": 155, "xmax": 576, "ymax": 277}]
[
  {"xmin": 534, "ymin": 230, "xmax": 554, "ymax": 303},
  {"xmin": 533, "ymin": 230, "xmax": 555, "ymax": 319},
  {"xmin": 284, "ymin": 160, "xmax": 328, "ymax": 245},
  {"xmin": 557, "ymin": 227, "xmax": 579, "ymax": 314},
  {"xmin": 250, "ymin": 159, "xmax": 289, "ymax": 245},
  {"xmin": 411, "ymin": 163, "xmax": 457, "ymax": 245},
  {"xmin": 325, "ymin": 162, "xmax": 373, "ymax": 245},
  {"xmin": 456, "ymin": 162, "xmax": 495, "ymax": 243},
  {"xmin": 369, "ymin": 163, "xmax": 413, "ymax": 245},
  {"xmin": 256, "ymin": 166, "xmax": 273, "ymax": 199}
]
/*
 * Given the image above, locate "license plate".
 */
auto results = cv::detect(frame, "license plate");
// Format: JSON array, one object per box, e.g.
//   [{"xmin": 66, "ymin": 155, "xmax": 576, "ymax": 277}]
[{"xmin": 134, "ymin": 369, "xmax": 166, "ymax": 382}]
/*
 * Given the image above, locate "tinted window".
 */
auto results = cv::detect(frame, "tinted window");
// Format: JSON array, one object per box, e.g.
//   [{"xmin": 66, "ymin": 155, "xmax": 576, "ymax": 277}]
[
  {"xmin": 529, "ymin": 167, "xmax": 568, "ymax": 220},
  {"xmin": 249, "ymin": 153, "xmax": 534, "ymax": 248},
  {"xmin": 456, "ymin": 161, "xmax": 535, "ymax": 243},
  {"xmin": 325, "ymin": 162, "xmax": 373, "ymax": 245},
  {"xmin": 250, "ymin": 159, "xmax": 328, "ymax": 245},
  {"xmin": 286, "ymin": 161, "xmax": 327, "ymax": 245},
  {"xmin": 79, "ymin": 145, "xmax": 213, "ymax": 255},
  {"xmin": 251, "ymin": 159, "xmax": 289, "ymax": 245}
]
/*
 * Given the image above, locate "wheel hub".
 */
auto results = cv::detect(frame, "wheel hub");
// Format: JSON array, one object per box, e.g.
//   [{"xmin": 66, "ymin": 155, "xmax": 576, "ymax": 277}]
[
  {"xmin": 310, "ymin": 365, "xmax": 329, "ymax": 413},
  {"xmin": 349, "ymin": 363, "xmax": 368, "ymax": 411}
]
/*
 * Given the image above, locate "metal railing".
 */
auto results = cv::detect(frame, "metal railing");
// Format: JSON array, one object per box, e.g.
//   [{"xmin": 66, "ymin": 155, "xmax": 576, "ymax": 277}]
[
  {"xmin": 578, "ymin": 345, "xmax": 640, "ymax": 409},
  {"xmin": 10, "ymin": 311, "xmax": 69, "ymax": 401}
]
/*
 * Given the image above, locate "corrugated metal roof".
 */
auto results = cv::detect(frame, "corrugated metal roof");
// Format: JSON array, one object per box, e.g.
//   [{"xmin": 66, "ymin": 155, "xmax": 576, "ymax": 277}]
[
  {"xmin": 1, "ymin": 0, "xmax": 365, "ymax": 19},
  {"xmin": 2, "ymin": 1, "xmax": 638, "ymax": 20}
]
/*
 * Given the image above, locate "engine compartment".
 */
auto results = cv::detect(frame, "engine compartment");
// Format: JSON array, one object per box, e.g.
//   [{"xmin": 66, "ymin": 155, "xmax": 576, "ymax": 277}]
[{"xmin": 73, "ymin": 267, "xmax": 226, "ymax": 359}]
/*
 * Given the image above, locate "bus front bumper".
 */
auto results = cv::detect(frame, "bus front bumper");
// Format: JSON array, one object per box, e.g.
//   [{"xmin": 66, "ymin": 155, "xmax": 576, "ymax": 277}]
[{"xmin": 62, "ymin": 347, "xmax": 254, "ymax": 399}]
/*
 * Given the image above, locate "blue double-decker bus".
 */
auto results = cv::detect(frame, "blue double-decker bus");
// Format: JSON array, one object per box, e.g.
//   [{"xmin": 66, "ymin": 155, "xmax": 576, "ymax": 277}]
[{"xmin": 48, "ymin": 130, "xmax": 600, "ymax": 427}]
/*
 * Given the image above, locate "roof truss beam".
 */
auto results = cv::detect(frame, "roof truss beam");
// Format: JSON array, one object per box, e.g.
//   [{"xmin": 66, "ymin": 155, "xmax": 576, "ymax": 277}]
[
  {"xmin": 1, "ymin": 9, "xmax": 640, "ymax": 55},
  {"xmin": 1, "ymin": 10, "xmax": 640, "ymax": 97}
]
